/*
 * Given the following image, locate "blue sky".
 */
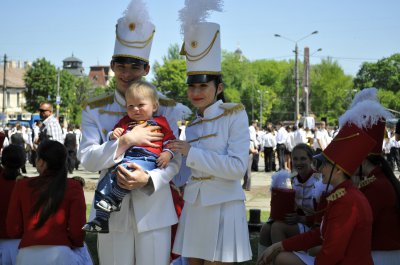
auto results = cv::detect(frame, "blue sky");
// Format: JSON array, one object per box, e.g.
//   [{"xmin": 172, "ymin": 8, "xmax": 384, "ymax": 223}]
[{"xmin": 1, "ymin": 0, "xmax": 399, "ymax": 79}]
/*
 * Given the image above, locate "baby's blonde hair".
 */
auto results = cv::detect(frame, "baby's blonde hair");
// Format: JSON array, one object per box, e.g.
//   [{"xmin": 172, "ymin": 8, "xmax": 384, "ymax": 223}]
[{"xmin": 125, "ymin": 80, "xmax": 159, "ymax": 110}]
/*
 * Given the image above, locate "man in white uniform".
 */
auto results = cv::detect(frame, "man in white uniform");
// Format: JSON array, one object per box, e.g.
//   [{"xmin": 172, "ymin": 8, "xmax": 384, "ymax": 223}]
[{"xmin": 77, "ymin": 1, "xmax": 190, "ymax": 264}]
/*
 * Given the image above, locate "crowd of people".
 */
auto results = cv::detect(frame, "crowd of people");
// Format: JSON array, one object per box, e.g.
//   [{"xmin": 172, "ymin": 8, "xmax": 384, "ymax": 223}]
[{"xmin": 1, "ymin": 1, "xmax": 400, "ymax": 265}]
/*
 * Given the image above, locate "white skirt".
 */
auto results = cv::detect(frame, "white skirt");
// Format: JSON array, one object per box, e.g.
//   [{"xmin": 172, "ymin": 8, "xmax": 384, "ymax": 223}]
[
  {"xmin": 0, "ymin": 239, "xmax": 20, "ymax": 265},
  {"xmin": 173, "ymin": 199, "xmax": 252, "ymax": 262},
  {"xmin": 16, "ymin": 244, "xmax": 93, "ymax": 265}
]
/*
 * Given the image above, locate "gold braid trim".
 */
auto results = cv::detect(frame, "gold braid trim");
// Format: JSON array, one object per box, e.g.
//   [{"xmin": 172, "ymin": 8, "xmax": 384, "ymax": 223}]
[
  {"xmin": 116, "ymin": 27, "xmax": 155, "ymax": 49},
  {"xmin": 188, "ymin": 103, "xmax": 245, "ymax": 127},
  {"xmin": 159, "ymin": 98, "xmax": 176, "ymax": 107},
  {"xmin": 83, "ymin": 93, "xmax": 114, "ymax": 109},
  {"xmin": 358, "ymin": 176, "xmax": 377, "ymax": 189},
  {"xmin": 187, "ymin": 133, "xmax": 217, "ymax": 143},
  {"xmin": 326, "ymin": 188, "xmax": 346, "ymax": 202},
  {"xmin": 183, "ymin": 30, "xmax": 220, "ymax": 62},
  {"xmin": 332, "ymin": 133, "xmax": 360, "ymax": 142},
  {"xmin": 98, "ymin": 110, "xmax": 126, "ymax": 116}
]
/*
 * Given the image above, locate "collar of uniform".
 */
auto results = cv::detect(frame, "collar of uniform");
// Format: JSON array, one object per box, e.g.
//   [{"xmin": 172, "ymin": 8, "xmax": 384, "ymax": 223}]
[
  {"xmin": 114, "ymin": 90, "xmax": 126, "ymax": 108},
  {"xmin": 198, "ymin": 100, "xmax": 223, "ymax": 119}
]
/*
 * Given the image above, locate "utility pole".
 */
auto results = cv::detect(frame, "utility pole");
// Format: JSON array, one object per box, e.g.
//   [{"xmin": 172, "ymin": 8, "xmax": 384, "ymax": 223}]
[
  {"xmin": 294, "ymin": 44, "xmax": 299, "ymax": 122},
  {"xmin": 2, "ymin": 54, "xmax": 7, "ymax": 115},
  {"xmin": 304, "ymin": 47, "xmax": 310, "ymax": 116},
  {"xmin": 56, "ymin": 68, "xmax": 60, "ymax": 117},
  {"xmin": 259, "ymin": 91, "xmax": 263, "ymax": 129}
]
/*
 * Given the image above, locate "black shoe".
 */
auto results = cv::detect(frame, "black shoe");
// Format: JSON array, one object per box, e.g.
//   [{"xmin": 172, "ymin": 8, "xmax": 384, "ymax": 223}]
[
  {"xmin": 82, "ymin": 217, "xmax": 109, "ymax": 233},
  {"xmin": 95, "ymin": 195, "xmax": 122, "ymax": 213}
]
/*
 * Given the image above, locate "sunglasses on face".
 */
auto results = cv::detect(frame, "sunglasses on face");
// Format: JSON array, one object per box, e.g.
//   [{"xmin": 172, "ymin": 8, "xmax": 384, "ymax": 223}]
[{"xmin": 38, "ymin": 109, "xmax": 51, "ymax": 112}]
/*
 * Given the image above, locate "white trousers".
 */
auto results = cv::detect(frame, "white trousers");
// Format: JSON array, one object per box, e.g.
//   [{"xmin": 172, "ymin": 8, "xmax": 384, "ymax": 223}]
[{"xmin": 98, "ymin": 226, "xmax": 171, "ymax": 265}]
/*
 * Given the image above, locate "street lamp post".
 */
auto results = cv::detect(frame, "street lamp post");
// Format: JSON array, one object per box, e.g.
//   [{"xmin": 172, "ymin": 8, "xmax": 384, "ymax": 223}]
[
  {"xmin": 304, "ymin": 47, "xmax": 322, "ymax": 116},
  {"xmin": 274, "ymin": 31, "xmax": 318, "ymax": 122}
]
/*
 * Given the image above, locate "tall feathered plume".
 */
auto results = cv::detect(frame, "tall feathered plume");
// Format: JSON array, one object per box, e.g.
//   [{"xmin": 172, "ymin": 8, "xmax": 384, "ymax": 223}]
[
  {"xmin": 179, "ymin": 0, "xmax": 223, "ymax": 33},
  {"xmin": 339, "ymin": 99, "xmax": 393, "ymax": 128},
  {"xmin": 349, "ymin": 87, "xmax": 378, "ymax": 109},
  {"xmin": 123, "ymin": 0, "xmax": 150, "ymax": 27}
]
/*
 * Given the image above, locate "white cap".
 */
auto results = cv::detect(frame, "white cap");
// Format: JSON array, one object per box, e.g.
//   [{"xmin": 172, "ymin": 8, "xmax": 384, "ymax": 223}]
[
  {"xmin": 112, "ymin": 0, "xmax": 155, "ymax": 64},
  {"xmin": 181, "ymin": 22, "xmax": 221, "ymax": 77}
]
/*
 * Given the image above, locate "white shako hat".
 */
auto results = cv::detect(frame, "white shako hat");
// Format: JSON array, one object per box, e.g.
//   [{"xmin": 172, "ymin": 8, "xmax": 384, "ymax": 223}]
[
  {"xmin": 179, "ymin": 0, "xmax": 223, "ymax": 84},
  {"xmin": 112, "ymin": 0, "xmax": 155, "ymax": 65}
]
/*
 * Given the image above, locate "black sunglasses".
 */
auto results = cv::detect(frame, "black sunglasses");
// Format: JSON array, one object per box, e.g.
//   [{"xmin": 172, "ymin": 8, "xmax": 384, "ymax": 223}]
[{"xmin": 38, "ymin": 109, "xmax": 51, "ymax": 112}]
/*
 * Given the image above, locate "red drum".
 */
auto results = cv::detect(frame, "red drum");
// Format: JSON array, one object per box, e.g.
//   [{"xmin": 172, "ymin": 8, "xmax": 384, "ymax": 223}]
[{"xmin": 270, "ymin": 188, "xmax": 296, "ymax": 221}]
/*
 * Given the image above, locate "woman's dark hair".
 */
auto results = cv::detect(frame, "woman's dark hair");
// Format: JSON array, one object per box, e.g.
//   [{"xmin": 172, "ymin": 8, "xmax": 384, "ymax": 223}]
[
  {"xmin": 29, "ymin": 140, "xmax": 68, "ymax": 229},
  {"xmin": 292, "ymin": 143, "xmax": 314, "ymax": 160},
  {"xmin": 367, "ymin": 154, "xmax": 400, "ymax": 208},
  {"xmin": 1, "ymin": 144, "xmax": 26, "ymax": 180},
  {"xmin": 212, "ymin": 75, "xmax": 225, "ymax": 102}
]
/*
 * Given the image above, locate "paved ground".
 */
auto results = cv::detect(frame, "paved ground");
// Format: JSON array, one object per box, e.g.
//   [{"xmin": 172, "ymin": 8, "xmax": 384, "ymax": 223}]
[{"xmin": 24, "ymin": 161, "xmax": 274, "ymax": 212}]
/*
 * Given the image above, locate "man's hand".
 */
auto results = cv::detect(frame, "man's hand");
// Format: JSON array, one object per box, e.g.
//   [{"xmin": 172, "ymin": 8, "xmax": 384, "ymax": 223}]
[
  {"xmin": 116, "ymin": 122, "xmax": 164, "ymax": 157},
  {"xmin": 116, "ymin": 162, "xmax": 150, "ymax": 190},
  {"xmin": 157, "ymin": 151, "xmax": 172, "ymax": 168}
]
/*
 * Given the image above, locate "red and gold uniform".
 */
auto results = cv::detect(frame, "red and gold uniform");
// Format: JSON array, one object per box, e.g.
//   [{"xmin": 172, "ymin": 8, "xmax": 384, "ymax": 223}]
[
  {"xmin": 283, "ymin": 180, "xmax": 373, "ymax": 265},
  {"xmin": 359, "ymin": 166, "xmax": 400, "ymax": 250}
]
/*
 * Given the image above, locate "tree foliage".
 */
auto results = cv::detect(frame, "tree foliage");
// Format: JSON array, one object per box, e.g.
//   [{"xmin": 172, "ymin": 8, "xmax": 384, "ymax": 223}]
[
  {"xmin": 24, "ymin": 58, "xmax": 94, "ymax": 125},
  {"xmin": 309, "ymin": 58, "xmax": 354, "ymax": 125},
  {"xmin": 152, "ymin": 44, "xmax": 189, "ymax": 108},
  {"xmin": 354, "ymin": 53, "xmax": 400, "ymax": 92}
]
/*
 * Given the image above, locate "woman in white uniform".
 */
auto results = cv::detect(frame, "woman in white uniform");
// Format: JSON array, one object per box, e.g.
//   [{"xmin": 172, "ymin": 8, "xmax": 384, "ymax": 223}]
[{"xmin": 170, "ymin": 2, "xmax": 252, "ymax": 264}]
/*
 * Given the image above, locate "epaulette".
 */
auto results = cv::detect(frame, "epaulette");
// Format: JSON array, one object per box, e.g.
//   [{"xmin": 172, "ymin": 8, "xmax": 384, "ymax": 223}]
[
  {"xmin": 83, "ymin": 92, "xmax": 114, "ymax": 109},
  {"xmin": 326, "ymin": 188, "xmax": 346, "ymax": 202},
  {"xmin": 188, "ymin": 103, "xmax": 244, "ymax": 127},
  {"xmin": 159, "ymin": 98, "xmax": 177, "ymax": 107},
  {"xmin": 358, "ymin": 176, "xmax": 377, "ymax": 189},
  {"xmin": 220, "ymin": 103, "xmax": 245, "ymax": 114},
  {"xmin": 71, "ymin": 176, "xmax": 85, "ymax": 187}
]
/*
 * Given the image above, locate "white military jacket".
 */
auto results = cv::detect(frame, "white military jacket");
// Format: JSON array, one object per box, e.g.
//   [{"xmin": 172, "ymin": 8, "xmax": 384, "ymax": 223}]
[
  {"xmin": 78, "ymin": 90, "xmax": 190, "ymax": 233},
  {"xmin": 179, "ymin": 100, "xmax": 250, "ymax": 206}
]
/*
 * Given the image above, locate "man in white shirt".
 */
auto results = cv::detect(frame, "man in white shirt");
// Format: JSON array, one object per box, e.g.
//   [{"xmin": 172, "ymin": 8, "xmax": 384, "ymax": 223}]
[
  {"xmin": 275, "ymin": 122, "xmax": 288, "ymax": 170},
  {"xmin": 314, "ymin": 121, "xmax": 331, "ymax": 153},
  {"xmin": 260, "ymin": 127, "xmax": 276, "ymax": 172},
  {"xmin": 293, "ymin": 122, "xmax": 307, "ymax": 146}
]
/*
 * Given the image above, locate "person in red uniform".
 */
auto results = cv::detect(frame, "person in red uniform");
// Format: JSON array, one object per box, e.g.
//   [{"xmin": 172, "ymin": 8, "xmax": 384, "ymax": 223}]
[
  {"xmin": 257, "ymin": 124, "xmax": 375, "ymax": 265},
  {"xmin": 0, "ymin": 144, "xmax": 26, "ymax": 265},
  {"xmin": 83, "ymin": 80, "xmax": 176, "ymax": 233},
  {"xmin": 339, "ymin": 98, "xmax": 400, "ymax": 264},
  {"xmin": 6, "ymin": 140, "xmax": 92, "ymax": 265}
]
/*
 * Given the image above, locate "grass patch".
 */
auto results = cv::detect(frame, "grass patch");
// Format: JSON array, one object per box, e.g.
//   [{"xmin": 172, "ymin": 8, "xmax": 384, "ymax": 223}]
[{"xmin": 85, "ymin": 206, "xmax": 266, "ymax": 265}]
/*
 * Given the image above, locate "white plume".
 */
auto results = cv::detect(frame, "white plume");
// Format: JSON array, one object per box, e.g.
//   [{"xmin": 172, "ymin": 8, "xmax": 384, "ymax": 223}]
[
  {"xmin": 123, "ymin": 0, "xmax": 150, "ymax": 26},
  {"xmin": 350, "ymin": 87, "xmax": 378, "ymax": 109},
  {"xmin": 339, "ymin": 100, "xmax": 393, "ymax": 128},
  {"xmin": 179, "ymin": 0, "xmax": 223, "ymax": 33},
  {"xmin": 270, "ymin": 170, "xmax": 292, "ymax": 190}
]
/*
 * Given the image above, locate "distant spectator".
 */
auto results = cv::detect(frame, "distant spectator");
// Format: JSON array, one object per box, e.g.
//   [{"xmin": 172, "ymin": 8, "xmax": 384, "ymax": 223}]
[{"xmin": 37, "ymin": 102, "xmax": 63, "ymax": 143}]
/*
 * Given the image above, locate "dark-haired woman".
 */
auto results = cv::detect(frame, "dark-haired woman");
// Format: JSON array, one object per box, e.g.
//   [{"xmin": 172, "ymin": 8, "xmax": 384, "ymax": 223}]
[
  {"xmin": 356, "ymin": 155, "xmax": 400, "ymax": 264},
  {"xmin": 6, "ymin": 141, "xmax": 92, "ymax": 265},
  {"xmin": 0, "ymin": 144, "xmax": 26, "ymax": 265}
]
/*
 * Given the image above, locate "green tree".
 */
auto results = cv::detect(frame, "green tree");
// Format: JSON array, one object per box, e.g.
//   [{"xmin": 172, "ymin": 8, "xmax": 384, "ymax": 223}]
[
  {"xmin": 354, "ymin": 53, "xmax": 400, "ymax": 92},
  {"xmin": 152, "ymin": 44, "xmax": 188, "ymax": 107},
  {"xmin": 24, "ymin": 58, "xmax": 58, "ymax": 112},
  {"xmin": 310, "ymin": 58, "xmax": 354, "ymax": 125}
]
